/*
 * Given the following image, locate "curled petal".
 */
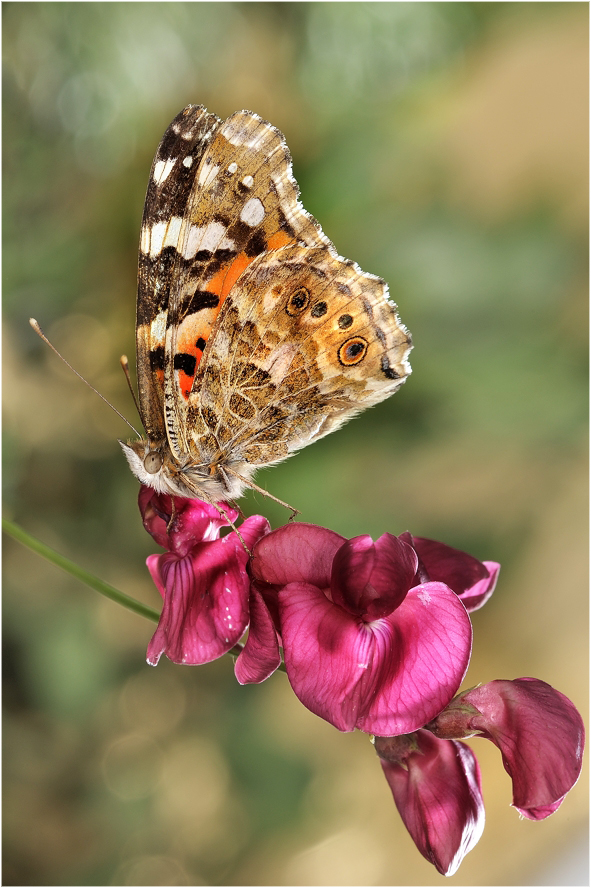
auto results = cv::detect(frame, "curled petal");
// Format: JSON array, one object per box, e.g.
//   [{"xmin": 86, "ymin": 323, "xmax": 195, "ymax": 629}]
[
  {"xmin": 139, "ymin": 486, "xmax": 236, "ymax": 555},
  {"xmin": 461, "ymin": 679, "xmax": 585, "ymax": 819},
  {"xmin": 234, "ymin": 586, "xmax": 281, "ymax": 685},
  {"xmin": 251, "ymin": 522, "xmax": 345, "ymax": 588},
  {"xmin": 411, "ymin": 536, "xmax": 498, "ymax": 612},
  {"xmin": 431, "ymin": 678, "xmax": 585, "ymax": 820},
  {"xmin": 278, "ymin": 580, "xmax": 472, "ymax": 735},
  {"xmin": 331, "ymin": 533, "xmax": 418, "ymax": 619},
  {"xmin": 146, "ymin": 515, "xmax": 269, "ymax": 666},
  {"xmin": 375, "ymin": 730, "xmax": 484, "ymax": 876},
  {"xmin": 459, "ymin": 561, "xmax": 500, "ymax": 612}
]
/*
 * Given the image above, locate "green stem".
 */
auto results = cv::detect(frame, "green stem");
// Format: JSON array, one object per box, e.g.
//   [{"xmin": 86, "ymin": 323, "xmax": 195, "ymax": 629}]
[
  {"xmin": 2, "ymin": 518, "xmax": 286, "ymax": 673},
  {"xmin": 3, "ymin": 517, "xmax": 160, "ymax": 623}
]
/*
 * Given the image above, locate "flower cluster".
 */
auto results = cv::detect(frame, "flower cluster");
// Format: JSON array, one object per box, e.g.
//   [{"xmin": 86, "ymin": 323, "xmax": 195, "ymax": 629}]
[{"xmin": 139, "ymin": 487, "xmax": 584, "ymax": 876}]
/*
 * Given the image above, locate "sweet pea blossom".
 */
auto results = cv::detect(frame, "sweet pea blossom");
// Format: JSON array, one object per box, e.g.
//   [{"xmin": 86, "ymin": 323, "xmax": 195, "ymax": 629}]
[
  {"xmin": 251, "ymin": 523, "xmax": 473, "ymax": 735},
  {"xmin": 428, "ymin": 678, "xmax": 585, "ymax": 820},
  {"xmin": 374, "ymin": 731, "xmax": 485, "ymax": 876},
  {"xmin": 373, "ymin": 677, "xmax": 584, "ymax": 875},
  {"xmin": 135, "ymin": 495, "xmax": 583, "ymax": 877},
  {"xmin": 139, "ymin": 487, "xmax": 274, "ymax": 675}
]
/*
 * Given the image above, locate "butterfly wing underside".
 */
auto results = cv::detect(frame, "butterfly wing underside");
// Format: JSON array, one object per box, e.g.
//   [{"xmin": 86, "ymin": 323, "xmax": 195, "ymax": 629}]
[
  {"xmin": 161, "ymin": 110, "xmax": 332, "ymax": 460},
  {"xmin": 137, "ymin": 106, "xmax": 411, "ymax": 486},
  {"xmin": 191, "ymin": 244, "xmax": 412, "ymax": 470},
  {"xmin": 136, "ymin": 105, "xmax": 221, "ymax": 443}
]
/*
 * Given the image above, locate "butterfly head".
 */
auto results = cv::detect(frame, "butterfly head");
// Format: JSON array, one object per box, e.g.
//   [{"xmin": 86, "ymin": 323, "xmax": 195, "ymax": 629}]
[
  {"xmin": 120, "ymin": 438, "xmax": 189, "ymax": 497},
  {"xmin": 119, "ymin": 438, "xmax": 250, "ymax": 502}
]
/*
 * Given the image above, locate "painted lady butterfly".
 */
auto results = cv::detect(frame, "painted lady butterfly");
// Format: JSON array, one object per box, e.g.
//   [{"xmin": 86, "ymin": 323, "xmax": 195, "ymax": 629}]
[{"xmin": 121, "ymin": 105, "xmax": 412, "ymax": 506}]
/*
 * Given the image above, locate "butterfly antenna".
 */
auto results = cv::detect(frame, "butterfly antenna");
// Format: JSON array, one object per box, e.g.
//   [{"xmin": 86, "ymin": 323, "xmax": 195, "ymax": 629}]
[
  {"xmin": 119, "ymin": 354, "xmax": 142, "ymax": 422},
  {"xmin": 29, "ymin": 318, "xmax": 142, "ymax": 439}
]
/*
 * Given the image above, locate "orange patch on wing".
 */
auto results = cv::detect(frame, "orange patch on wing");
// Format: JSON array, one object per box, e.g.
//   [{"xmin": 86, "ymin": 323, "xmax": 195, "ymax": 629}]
[
  {"xmin": 176, "ymin": 320, "xmax": 208, "ymax": 399},
  {"xmin": 267, "ymin": 230, "xmax": 295, "ymax": 250},
  {"xmin": 174, "ymin": 240, "xmax": 296, "ymax": 401},
  {"xmin": 178, "ymin": 370, "xmax": 193, "ymax": 400},
  {"xmin": 207, "ymin": 252, "xmax": 253, "ymax": 301}
]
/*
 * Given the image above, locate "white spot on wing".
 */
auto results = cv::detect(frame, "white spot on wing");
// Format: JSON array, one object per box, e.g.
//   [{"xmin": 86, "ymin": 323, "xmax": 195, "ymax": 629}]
[
  {"xmin": 140, "ymin": 225, "xmax": 151, "ymax": 255},
  {"xmin": 163, "ymin": 216, "xmax": 183, "ymax": 250},
  {"xmin": 151, "ymin": 310, "xmax": 167, "ymax": 342},
  {"xmin": 182, "ymin": 156, "xmax": 193, "ymax": 168},
  {"xmin": 213, "ymin": 329, "xmax": 231, "ymax": 360},
  {"xmin": 198, "ymin": 159, "xmax": 220, "ymax": 188},
  {"xmin": 240, "ymin": 197, "xmax": 265, "ymax": 227},
  {"xmin": 153, "ymin": 158, "xmax": 176, "ymax": 185},
  {"xmin": 148, "ymin": 221, "xmax": 166, "ymax": 257},
  {"xmin": 266, "ymin": 343, "xmax": 297, "ymax": 384},
  {"xmin": 182, "ymin": 222, "xmax": 236, "ymax": 259},
  {"xmin": 241, "ymin": 175, "xmax": 254, "ymax": 189},
  {"xmin": 221, "ymin": 116, "xmax": 272, "ymax": 150},
  {"xmin": 227, "ymin": 161, "xmax": 238, "ymax": 174}
]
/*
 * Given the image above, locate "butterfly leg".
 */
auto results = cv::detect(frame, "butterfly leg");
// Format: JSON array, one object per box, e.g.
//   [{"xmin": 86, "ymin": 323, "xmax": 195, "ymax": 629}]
[
  {"xmin": 223, "ymin": 466, "xmax": 300, "ymax": 519},
  {"xmin": 214, "ymin": 504, "xmax": 251, "ymax": 555},
  {"xmin": 227, "ymin": 500, "xmax": 247, "ymax": 521},
  {"xmin": 167, "ymin": 497, "xmax": 177, "ymax": 531}
]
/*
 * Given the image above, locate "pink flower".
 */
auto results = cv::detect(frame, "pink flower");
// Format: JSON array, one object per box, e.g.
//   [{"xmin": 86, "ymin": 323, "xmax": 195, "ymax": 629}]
[
  {"xmin": 139, "ymin": 487, "xmax": 274, "ymax": 673},
  {"xmin": 374, "ymin": 678, "xmax": 584, "ymax": 875},
  {"xmin": 251, "ymin": 523, "xmax": 473, "ymax": 735},
  {"xmin": 374, "ymin": 730, "xmax": 485, "ymax": 876},
  {"xmin": 428, "ymin": 678, "xmax": 585, "ymax": 820}
]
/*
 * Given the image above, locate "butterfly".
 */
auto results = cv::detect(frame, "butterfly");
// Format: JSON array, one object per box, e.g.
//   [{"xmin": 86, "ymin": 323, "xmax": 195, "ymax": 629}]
[{"xmin": 121, "ymin": 105, "xmax": 412, "ymax": 507}]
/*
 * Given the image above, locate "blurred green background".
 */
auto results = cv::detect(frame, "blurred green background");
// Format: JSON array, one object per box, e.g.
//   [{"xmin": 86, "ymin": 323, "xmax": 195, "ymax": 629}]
[{"xmin": 3, "ymin": 2, "xmax": 588, "ymax": 885}]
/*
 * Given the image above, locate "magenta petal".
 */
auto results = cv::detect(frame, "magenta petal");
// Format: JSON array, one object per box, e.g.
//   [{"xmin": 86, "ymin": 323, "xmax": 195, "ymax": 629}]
[
  {"xmin": 146, "ymin": 536, "xmax": 250, "ymax": 666},
  {"xmin": 139, "ymin": 486, "xmax": 170, "ymax": 549},
  {"xmin": 375, "ymin": 731, "xmax": 484, "ymax": 876},
  {"xmin": 278, "ymin": 582, "xmax": 370, "ymax": 731},
  {"xmin": 251, "ymin": 522, "xmax": 346, "ymax": 588},
  {"xmin": 146, "ymin": 554, "xmax": 166, "ymax": 598},
  {"xmin": 357, "ymin": 582, "xmax": 472, "ymax": 735},
  {"xmin": 331, "ymin": 533, "xmax": 418, "ymax": 619},
  {"xmin": 139, "ymin": 486, "xmax": 237, "ymax": 555},
  {"xmin": 330, "ymin": 535, "xmax": 375, "ymax": 613},
  {"xmin": 515, "ymin": 798, "xmax": 565, "ymax": 821},
  {"xmin": 463, "ymin": 678, "xmax": 585, "ymax": 819},
  {"xmin": 234, "ymin": 586, "xmax": 281, "ymax": 685},
  {"xmin": 234, "ymin": 513, "xmax": 272, "ymax": 550},
  {"xmin": 278, "ymin": 580, "xmax": 472, "ymax": 735},
  {"xmin": 458, "ymin": 561, "xmax": 500, "ymax": 612},
  {"xmin": 411, "ymin": 536, "xmax": 496, "ymax": 604}
]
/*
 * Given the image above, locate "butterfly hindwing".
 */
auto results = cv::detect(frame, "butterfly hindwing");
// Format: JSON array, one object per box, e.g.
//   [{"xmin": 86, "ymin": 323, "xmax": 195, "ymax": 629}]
[{"xmin": 189, "ymin": 245, "xmax": 411, "ymax": 470}]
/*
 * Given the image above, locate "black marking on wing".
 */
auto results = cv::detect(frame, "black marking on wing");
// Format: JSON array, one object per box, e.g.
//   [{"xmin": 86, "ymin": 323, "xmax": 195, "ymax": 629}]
[
  {"xmin": 381, "ymin": 355, "xmax": 401, "ymax": 380},
  {"xmin": 149, "ymin": 345, "xmax": 165, "ymax": 371},
  {"xmin": 188, "ymin": 290, "xmax": 220, "ymax": 313},
  {"xmin": 174, "ymin": 353, "xmax": 197, "ymax": 376}
]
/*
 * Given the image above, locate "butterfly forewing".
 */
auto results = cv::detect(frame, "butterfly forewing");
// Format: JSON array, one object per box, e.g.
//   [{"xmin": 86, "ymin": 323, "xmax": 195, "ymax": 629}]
[
  {"xmin": 137, "ymin": 105, "xmax": 221, "ymax": 443},
  {"xmin": 161, "ymin": 110, "xmax": 334, "ymax": 459}
]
